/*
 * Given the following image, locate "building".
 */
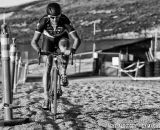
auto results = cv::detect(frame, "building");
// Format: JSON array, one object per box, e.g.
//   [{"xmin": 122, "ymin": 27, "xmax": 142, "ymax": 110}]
[{"xmin": 70, "ymin": 37, "xmax": 159, "ymax": 77}]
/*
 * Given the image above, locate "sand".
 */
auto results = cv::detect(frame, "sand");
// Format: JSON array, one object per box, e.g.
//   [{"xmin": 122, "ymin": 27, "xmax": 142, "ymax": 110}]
[{"xmin": 0, "ymin": 64, "xmax": 160, "ymax": 129}]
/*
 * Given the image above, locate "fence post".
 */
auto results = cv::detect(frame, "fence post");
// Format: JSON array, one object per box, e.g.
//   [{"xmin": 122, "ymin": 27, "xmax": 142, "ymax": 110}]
[
  {"xmin": 93, "ymin": 52, "xmax": 99, "ymax": 74},
  {"xmin": 135, "ymin": 60, "xmax": 140, "ymax": 77},
  {"xmin": 23, "ymin": 62, "xmax": 29, "ymax": 83},
  {"xmin": 13, "ymin": 51, "xmax": 20, "ymax": 93},
  {"xmin": 17, "ymin": 57, "xmax": 22, "ymax": 82},
  {"xmin": 74, "ymin": 58, "xmax": 76, "ymax": 73},
  {"xmin": 79, "ymin": 55, "xmax": 81, "ymax": 73},
  {"xmin": 118, "ymin": 52, "xmax": 122, "ymax": 77},
  {"xmin": 10, "ymin": 38, "xmax": 17, "ymax": 102},
  {"xmin": 0, "ymin": 18, "xmax": 30, "ymax": 127},
  {"xmin": 0, "ymin": 23, "xmax": 13, "ymax": 121}
]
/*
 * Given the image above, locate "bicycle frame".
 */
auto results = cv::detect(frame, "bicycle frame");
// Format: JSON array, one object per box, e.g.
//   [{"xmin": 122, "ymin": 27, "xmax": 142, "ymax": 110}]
[{"xmin": 39, "ymin": 51, "xmax": 73, "ymax": 120}]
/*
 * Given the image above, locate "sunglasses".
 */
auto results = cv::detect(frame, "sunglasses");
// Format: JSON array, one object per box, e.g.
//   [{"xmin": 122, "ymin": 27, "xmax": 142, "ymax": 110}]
[{"xmin": 48, "ymin": 14, "xmax": 61, "ymax": 19}]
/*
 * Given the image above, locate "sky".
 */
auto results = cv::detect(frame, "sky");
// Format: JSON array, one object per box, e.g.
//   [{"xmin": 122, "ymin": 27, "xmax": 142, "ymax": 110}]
[{"xmin": 0, "ymin": 0, "xmax": 38, "ymax": 7}]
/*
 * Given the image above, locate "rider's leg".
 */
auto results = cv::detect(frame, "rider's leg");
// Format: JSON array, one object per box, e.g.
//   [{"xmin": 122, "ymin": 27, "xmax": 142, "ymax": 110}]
[
  {"xmin": 43, "ymin": 55, "xmax": 53, "ymax": 107},
  {"xmin": 58, "ymin": 38, "xmax": 69, "ymax": 86}
]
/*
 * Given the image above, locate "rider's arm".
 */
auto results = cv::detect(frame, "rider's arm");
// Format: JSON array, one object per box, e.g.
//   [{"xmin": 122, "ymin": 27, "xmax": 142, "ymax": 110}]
[
  {"xmin": 31, "ymin": 31, "xmax": 41, "ymax": 52},
  {"xmin": 62, "ymin": 14, "xmax": 81, "ymax": 53},
  {"xmin": 69, "ymin": 31, "xmax": 81, "ymax": 52},
  {"xmin": 31, "ymin": 16, "xmax": 46, "ymax": 52}
]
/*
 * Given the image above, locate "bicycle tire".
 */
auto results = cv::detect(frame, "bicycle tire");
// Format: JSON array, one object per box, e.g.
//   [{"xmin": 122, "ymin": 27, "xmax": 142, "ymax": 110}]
[
  {"xmin": 48, "ymin": 74, "xmax": 52, "ymax": 111},
  {"xmin": 52, "ymin": 68, "xmax": 58, "ymax": 120}
]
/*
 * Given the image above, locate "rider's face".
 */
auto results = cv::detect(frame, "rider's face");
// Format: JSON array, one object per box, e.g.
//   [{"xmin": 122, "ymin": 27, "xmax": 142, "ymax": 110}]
[{"xmin": 49, "ymin": 14, "xmax": 61, "ymax": 25}]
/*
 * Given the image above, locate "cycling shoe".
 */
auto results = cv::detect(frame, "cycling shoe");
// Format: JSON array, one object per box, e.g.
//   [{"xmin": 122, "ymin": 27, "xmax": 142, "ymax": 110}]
[
  {"xmin": 57, "ymin": 89, "xmax": 63, "ymax": 98},
  {"xmin": 51, "ymin": 89, "xmax": 63, "ymax": 99},
  {"xmin": 61, "ymin": 74, "xmax": 69, "ymax": 87},
  {"xmin": 42, "ymin": 99, "xmax": 50, "ymax": 110}
]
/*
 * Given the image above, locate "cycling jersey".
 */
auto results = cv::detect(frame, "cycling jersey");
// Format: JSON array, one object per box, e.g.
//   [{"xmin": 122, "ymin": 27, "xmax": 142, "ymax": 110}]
[
  {"xmin": 35, "ymin": 14, "xmax": 75, "ymax": 52},
  {"xmin": 36, "ymin": 14, "xmax": 75, "ymax": 39}
]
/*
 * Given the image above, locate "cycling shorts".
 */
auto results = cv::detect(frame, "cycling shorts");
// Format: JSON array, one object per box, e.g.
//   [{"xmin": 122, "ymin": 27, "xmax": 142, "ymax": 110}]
[{"xmin": 42, "ymin": 34, "xmax": 69, "ymax": 52}]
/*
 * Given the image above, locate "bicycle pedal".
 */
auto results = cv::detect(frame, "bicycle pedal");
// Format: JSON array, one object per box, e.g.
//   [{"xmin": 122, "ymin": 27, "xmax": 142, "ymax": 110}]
[
  {"xmin": 42, "ymin": 99, "xmax": 50, "ymax": 110},
  {"xmin": 61, "ymin": 84, "xmax": 69, "ymax": 88},
  {"xmin": 42, "ymin": 107, "xmax": 50, "ymax": 111},
  {"xmin": 51, "ymin": 92, "xmax": 62, "ymax": 100},
  {"xmin": 57, "ymin": 94, "xmax": 61, "ymax": 99},
  {"xmin": 57, "ymin": 89, "xmax": 63, "ymax": 96}
]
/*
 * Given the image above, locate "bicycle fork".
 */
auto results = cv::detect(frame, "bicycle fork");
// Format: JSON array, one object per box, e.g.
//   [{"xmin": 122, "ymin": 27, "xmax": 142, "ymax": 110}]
[
  {"xmin": 52, "ymin": 58, "xmax": 62, "ymax": 119},
  {"xmin": 54, "ymin": 58, "xmax": 62, "ymax": 92},
  {"xmin": 51, "ymin": 67, "xmax": 61, "ymax": 103}
]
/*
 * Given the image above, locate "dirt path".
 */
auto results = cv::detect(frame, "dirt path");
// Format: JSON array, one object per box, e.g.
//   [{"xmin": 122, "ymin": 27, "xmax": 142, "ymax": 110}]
[{"xmin": 1, "ymin": 78, "xmax": 160, "ymax": 129}]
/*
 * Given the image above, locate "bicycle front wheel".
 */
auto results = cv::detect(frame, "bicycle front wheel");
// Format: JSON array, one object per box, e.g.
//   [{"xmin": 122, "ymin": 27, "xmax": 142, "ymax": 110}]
[{"xmin": 52, "ymin": 68, "xmax": 58, "ymax": 120}]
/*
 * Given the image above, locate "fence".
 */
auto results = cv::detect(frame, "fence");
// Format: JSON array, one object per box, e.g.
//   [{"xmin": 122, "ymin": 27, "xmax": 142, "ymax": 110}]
[
  {"xmin": 67, "ymin": 52, "xmax": 121, "ymax": 76},
  {"xmin": 67, "ymin": 52, "xmax": 94, "ymax": 75}
]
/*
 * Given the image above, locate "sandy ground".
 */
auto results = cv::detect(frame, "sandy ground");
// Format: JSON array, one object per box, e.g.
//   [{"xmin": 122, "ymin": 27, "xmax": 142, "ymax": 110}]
[{"xmin": 1, "ymin": 65, "xmax": 160, "ymax": 129}]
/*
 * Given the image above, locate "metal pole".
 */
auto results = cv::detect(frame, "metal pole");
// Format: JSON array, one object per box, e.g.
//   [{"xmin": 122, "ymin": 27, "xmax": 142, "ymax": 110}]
[
  {"xmin": 118, "ymin": 52, "xmax": 122, "ymax": 77},
  {"xmin": 93, "ymin": 52, "xmax": 99, "ymax": 74},
  {"xmin": 1, "ymin": 23, "xmax": 12, "ymax": 120},
  {"xmin": 17, "ymin": 57, "xmax": 22, "ymax": 82},
  {"xmin": 93, "ymin": 22, "xmax": 96, "ymax": 53},
  {"xmin": 10, "ymin": 38, "xmax": 17, "ymax": 102},
  {"xmin": 16, "ymin": 52, "xmax": 20, "ymax": 82},
  {"xmin": 92, "ymin": 22, "xmax": 98, "ymax": 74},
  {"xmin": 0, "ymin": 18, "xmax": 30, "ymax": 127},
  {"xmin": 13, "ymin": 52, "xmax": 20, "ymax": 93},
  {"xmin": 155, "ymin": 29, "xmax": 158, "ymax": 59},
  {"xmin": 74, "ymin": 58, "xmax": 76, "ymax": 73},
  {"xmin": 23, "ymin": 62, "xmax": 28, "ymax": 83},
  {"xmin": 79, "ymin": 55, "xmax": 81, "ymax": 73}
]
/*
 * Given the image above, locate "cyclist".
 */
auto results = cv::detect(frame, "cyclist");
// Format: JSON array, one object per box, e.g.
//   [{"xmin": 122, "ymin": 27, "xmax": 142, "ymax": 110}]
[{"xmin": 31, "ymin": 2, "xmax": 81, "ymax": 108}]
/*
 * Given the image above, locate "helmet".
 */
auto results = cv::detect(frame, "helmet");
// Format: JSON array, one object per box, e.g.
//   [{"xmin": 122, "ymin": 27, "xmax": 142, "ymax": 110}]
[{"xmin": 46, "ymin": 3, "xmax": 61, "ymax": 16}]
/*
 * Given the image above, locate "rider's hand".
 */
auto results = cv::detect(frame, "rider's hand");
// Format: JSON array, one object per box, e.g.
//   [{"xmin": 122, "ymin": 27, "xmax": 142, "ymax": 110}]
[
  {"xmin": 64, "ymin": 50, "xmax": 71, "ymax": 55},
  {"xmin": 63, "ymin": 48, "xmax": 76, "ymax": 55},
  {"xmin": 70, "ymin": 48, "xmax": 76, "ymax": 54},
  {"xmin": 38, "ymin": 48, "xmax": 41, "ymax": 56}
]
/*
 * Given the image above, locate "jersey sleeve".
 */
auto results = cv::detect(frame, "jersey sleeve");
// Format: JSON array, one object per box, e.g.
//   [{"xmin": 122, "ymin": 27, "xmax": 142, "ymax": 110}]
[
  {"xmin": 36, "ymin": 16, "xmax": 46, "ymax": 33},
  {"xmin": 61, "ymin": 14, "xmax": 75, "ymax": 33}
]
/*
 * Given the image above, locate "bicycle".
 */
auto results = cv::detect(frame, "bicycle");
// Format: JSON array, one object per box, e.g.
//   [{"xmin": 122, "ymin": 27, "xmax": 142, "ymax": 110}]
[{"xmin": 38, "ymin": 50, "xmax": 73, "ymax": 120}]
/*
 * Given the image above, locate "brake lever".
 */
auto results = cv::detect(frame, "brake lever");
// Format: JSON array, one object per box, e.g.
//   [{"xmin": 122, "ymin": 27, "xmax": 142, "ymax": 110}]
[
  {"xmin": 38, "ymin": 52, "xmax": 41, "ymax": 65},
  {"xmin": 71, "ymin": 53, "xmax": 73, "ymax": 65}
]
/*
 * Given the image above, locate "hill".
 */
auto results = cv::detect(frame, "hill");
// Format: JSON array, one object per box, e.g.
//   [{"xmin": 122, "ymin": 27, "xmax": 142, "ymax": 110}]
[{"xmin": 0, "ymin": 0, "xmax": 160, "ymax": 58}]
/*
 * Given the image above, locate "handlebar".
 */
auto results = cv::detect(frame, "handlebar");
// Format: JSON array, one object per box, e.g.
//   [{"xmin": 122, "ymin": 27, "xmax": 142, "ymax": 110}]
[
  {"xmin": 40, "ymin": 51, "xmax": 63, "ymax": 56},
  {"xmin": 38, "ymin": 51, "xmax": 74, "ymax": 65},
  {"xmin": 70, "ymin": 52, "xmax": 73, "ymax": 65}
]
